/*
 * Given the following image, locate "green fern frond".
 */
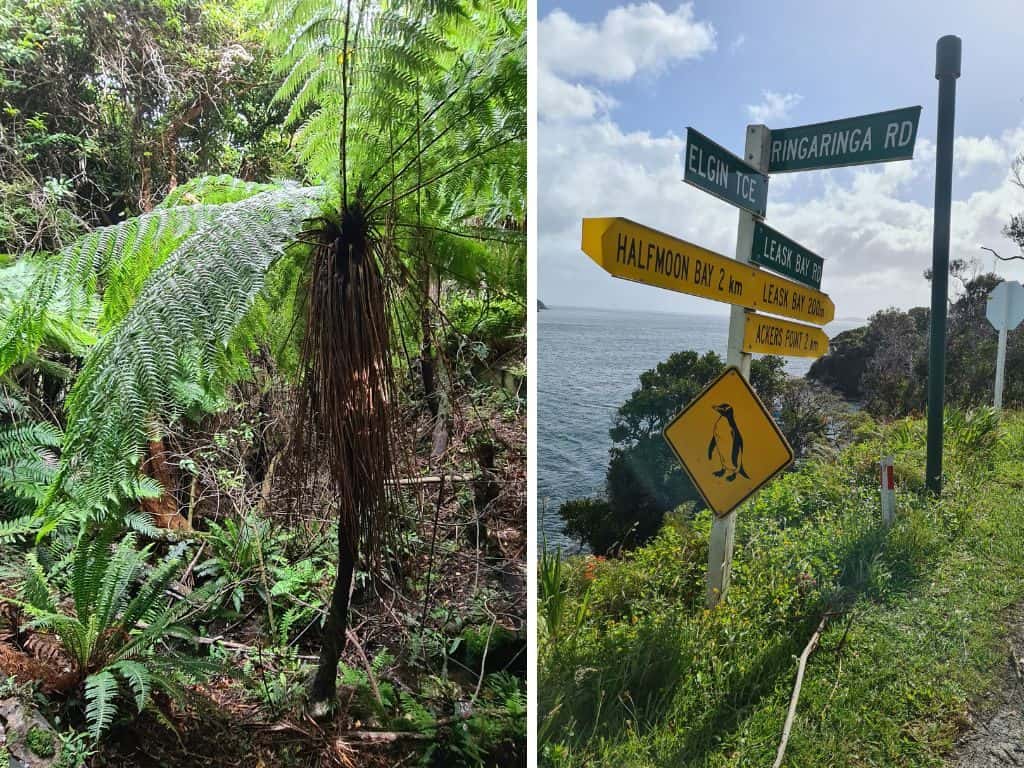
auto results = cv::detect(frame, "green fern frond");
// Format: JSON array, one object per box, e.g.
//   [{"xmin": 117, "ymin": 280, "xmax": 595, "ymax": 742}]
[
  {"xmin": 45, "ymin": 185, "xmax": 325, "ymax": 520},
  {"xmin": 85, "ymin": 669, "xmax": 119, "ymax": 742},
  {"xmin": 111, "ymin": 659, "xmax": 151, "ymax": 713},
  {"xmin": 0, "ymin": 179, "xmax": 301, "ymax": 374},
  {"xmin": 0, "ymin": 514, "xmax": 40, "ymax": 541},
  {"xmin": 20, "ymin": 552, "xmax": 57, "ymax": 612}
]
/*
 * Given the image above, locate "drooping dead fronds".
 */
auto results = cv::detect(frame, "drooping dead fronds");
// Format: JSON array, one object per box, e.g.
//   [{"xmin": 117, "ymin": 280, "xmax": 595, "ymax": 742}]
[{"xmin": 289, "ymin": 197, "xmax": 398, "ymax": 567}]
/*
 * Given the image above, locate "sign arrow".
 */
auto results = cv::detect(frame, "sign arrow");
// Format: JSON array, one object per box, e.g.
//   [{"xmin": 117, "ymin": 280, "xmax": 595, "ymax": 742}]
[
  {"xmin": 742, "ymin": 313, "xmax": 829, "ymax": 358},
  {"xmin": 581, "ymin": 217, "xmax": 835, "ymax": 326}
]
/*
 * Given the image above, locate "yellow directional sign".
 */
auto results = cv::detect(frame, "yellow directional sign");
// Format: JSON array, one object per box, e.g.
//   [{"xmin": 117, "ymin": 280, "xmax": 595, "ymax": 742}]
[
  {"xmin": 743, "ymin": 313, "xmax": 829, "ymax": 358},
  {"xmin": 663, "ymin": 367, "xmax": 793, "ymax": 517},
  {"xmin": 581, "ymin": 217, "xmax": 834, "ymax": 325}
]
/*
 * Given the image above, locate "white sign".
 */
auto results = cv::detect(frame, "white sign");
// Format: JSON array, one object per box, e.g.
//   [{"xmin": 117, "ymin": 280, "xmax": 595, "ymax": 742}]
[
  {"xmin": 986, "ymin": 280, "xmax": 1024, "ymax": 332},
  {"xmin": 986, "ymin": 281, "xmax": 1024, "ymax": 409}
]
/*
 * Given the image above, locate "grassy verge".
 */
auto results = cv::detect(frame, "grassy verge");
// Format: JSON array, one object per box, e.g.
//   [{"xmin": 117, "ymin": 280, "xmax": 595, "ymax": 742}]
[{"xmin": 540, "ymin": 409, "xmax": 1024, "ymax": 767}]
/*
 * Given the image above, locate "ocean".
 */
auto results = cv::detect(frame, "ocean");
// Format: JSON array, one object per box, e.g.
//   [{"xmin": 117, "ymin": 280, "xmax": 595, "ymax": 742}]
[{"xmin": 538, "ymin": 306, "xmax": 864, "ymax": 552}]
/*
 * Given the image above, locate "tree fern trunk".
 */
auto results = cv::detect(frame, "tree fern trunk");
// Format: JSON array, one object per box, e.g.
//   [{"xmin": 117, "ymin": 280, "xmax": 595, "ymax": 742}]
[
  {"xmin": 309, "ymin": 540, "xmax": 356, "ymax": 714},
  {"xmin": 420, "ymin": 262, "xmax": 439, "ymax": 416},
  {"xmin": 141, "ymin": 440, "xmax": 190, "ymax": 531}
]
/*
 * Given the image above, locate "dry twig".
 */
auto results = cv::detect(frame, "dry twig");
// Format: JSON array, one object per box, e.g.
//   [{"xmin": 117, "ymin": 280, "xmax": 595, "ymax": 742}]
[{"xmin": 773, "ymin": 614, "xmax": 830, "ymax": 768}]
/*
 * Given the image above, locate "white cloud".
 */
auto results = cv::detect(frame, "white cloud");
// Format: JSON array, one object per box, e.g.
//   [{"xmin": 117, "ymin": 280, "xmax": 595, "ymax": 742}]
[
  {"xmin": 539, "ymin": 114, "xmax": 1024, "ymax": 318},
  {"xmin": 540, "ymin": 3, "xmax": 716, "ymax": 82},
  {"xmin": 955, "ymin": 135, "xmax": 1009, "ymax": 177},
  {"xmin": 537, "ymin": 5, "xmax": 1024, "ymax": 320},
  {"xmin": 729, "ymin": 33, "xmax": 746, "ymax": 53},
  {"xmin": 746, "ymin": 90, "xmax": 803, "ymax": 125},
  {"xmin": 539, "ymin": 69, "xmax": 616, "ymax": 122}
]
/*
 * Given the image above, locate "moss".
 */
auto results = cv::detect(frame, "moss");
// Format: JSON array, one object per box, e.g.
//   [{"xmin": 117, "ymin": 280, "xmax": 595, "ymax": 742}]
[{"xmin": 25, "ymin": 725, "xmax": 56, "ymax": 758}]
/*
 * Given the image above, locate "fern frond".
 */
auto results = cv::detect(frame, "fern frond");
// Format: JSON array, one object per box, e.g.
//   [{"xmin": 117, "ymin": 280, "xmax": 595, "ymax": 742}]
[
  {"xmin": 111, "ymin": 659, "xmax": 151, "ymax": 713},
  {"xmin": 0, "ymin": 514, "xmax": 40, "ymax": 541},
  {"xmin": 47, "ymin": 186, "xmax": 325, "ymax": 519},
  {"xmin": 85, "ymin": 669, "xmax": 119, "ymax": 742},
  {"xmin": 0, "ymin": 179, "xmax": 297, "ymax": 373},
  {"xmin": 19, "ymin": 552, "xmax": 57, "ymax": 612}
]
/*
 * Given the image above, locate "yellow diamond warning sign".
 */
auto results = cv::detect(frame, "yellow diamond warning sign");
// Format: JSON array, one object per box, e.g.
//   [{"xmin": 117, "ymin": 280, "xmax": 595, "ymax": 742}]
[{"xmin": 663, "ymin": 367, "xmax": 793, "ymax": 517}]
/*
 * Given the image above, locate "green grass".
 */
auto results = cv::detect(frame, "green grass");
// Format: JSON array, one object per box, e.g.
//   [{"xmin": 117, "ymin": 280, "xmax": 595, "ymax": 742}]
[{"xmin": 540, "ymin": 410, "xmax": 1024, "ymax": 767}]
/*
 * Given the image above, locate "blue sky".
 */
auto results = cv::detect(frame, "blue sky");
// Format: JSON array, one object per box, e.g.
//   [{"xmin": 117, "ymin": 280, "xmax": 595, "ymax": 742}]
[{"xmin": 538, "ymin": 0, "xmax": 1024, "ymax": 318}]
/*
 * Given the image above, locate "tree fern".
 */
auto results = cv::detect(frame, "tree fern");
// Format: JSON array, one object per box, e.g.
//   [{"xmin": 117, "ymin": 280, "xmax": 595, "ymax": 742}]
[{"xmin": 262, "ymin": 0, "xmax": 525, "ymax": 712}]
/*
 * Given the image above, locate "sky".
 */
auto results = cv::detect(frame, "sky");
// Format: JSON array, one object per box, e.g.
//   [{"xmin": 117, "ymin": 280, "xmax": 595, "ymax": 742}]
[{"xmin": 538, "ymin": 0, "xmax": 1024, "ymax": 319}]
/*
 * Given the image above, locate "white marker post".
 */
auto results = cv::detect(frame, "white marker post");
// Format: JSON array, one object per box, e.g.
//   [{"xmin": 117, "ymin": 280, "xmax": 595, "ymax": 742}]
[
  {"xmin": 880, "ymin": 455, "xmax": 895, "ymax": 527},
  {"xmin": 985, "ymin": 280, "xmax": 1024, "ymax": 409},
  {"xmin": 707, "ymin": 124, "xmax": 770, "ymax": 608}
]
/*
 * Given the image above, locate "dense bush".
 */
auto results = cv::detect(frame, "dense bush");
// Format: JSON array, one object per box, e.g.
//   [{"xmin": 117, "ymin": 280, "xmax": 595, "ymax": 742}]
[
  {"xmin": 809, "ymin": 273, "xmax": 1024, "ymax": 417},
  {"xmin": 444, "ymin": 293, "xmax": 526, "ymax": 360}
]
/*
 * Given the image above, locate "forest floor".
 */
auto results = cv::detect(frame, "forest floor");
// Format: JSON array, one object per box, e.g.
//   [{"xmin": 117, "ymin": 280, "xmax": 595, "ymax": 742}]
[{"xmin": 1, "ymin": 362, "xmax": 526, "ymax": 768}]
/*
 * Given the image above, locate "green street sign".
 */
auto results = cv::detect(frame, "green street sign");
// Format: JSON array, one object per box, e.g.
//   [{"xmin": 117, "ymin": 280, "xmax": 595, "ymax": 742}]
[
  {"xmin": 751, "ymin": 221, "xmax": 823, "ymax": 289},
  {"xmin": 768, "ymin": 106, "xmax": 922, "ymax": 173},
  {"xmin": 684, "ymin": 128, "xmax": 768, "ymax": 217}
]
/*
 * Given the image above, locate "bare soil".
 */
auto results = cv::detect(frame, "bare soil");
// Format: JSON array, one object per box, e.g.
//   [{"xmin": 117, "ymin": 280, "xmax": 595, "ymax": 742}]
[{"xmin": 950, "ymin": 607, "xmax": 1024, "ymax": 767}]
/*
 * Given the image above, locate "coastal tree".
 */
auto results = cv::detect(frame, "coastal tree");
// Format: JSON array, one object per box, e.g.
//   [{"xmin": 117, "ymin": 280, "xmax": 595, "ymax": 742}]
[{"xmin": 562, "ymin": 350, "xmax": 785, "ymax": 554}]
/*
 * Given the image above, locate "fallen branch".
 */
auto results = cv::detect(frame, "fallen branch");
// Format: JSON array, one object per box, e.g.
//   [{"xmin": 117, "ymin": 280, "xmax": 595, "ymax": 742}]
[
  {"xmin": 333, "ymin": 712, "xmax": 473, "ymax": 745},
  {"xmin": 334, "ymin": 730, "xmax": 432, "ymax": 743},
  {"xmin": 346, "ymin": 628, "xmax": 383, "ymax": 708},
  {"xmin": 390, "ymin": 474, "xmax": 475, "ymax": 486},
  {"xmin": 773, "ymin": 614, "xmax": 830, "ymax": 768}
]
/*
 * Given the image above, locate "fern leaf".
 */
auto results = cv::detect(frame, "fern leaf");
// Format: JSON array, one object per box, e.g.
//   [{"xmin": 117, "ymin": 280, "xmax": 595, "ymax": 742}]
[
  {"xmin": 111, "ymin": 659, "xmax": 151, "ymax": 713},
  {"xmin": 85, "ymin": 669, "xmax": 119, "ymax": 742},
  {"xmin": 20, "ymin": 552, "xmax": 57, "ymax": 613},
  {"xmin": 44, "ymin": 186, "xmax": 325, "ymax": 521}
]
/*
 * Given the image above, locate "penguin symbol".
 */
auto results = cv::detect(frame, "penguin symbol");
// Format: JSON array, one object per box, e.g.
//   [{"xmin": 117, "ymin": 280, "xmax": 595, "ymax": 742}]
[{"xmin": 707, "ymin": 403, "xmax": 749, "ymax": 482}]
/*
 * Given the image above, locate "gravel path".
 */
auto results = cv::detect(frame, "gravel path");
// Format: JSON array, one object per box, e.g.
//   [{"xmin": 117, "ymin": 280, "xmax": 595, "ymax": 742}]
[{"xmin": 950, "ymin": 608, "xmax": 1024, "ymax": 767}]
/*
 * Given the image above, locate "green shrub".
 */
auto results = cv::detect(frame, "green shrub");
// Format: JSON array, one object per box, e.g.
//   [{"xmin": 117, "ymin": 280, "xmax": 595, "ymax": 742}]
[
  {"xmin": 444, "ymin": 294, "xmax": 524, "ymax": 357},
  {"xmin": 25, "ymin": 726, "xmax": 56, "ymax": 758},
  {"xmin": 4, "ymin": 531, "xmax": 222, "ymax": 742}
]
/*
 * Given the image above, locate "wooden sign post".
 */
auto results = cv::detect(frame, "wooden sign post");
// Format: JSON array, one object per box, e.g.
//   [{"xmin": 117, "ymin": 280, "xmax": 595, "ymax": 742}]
[
  {"xmin": 578, "ymin": 102, "xmax": 921, "ymax": 609},
  {"xmin": 707, "ymin": 124, "xmax": 771, "ymax": 607}
]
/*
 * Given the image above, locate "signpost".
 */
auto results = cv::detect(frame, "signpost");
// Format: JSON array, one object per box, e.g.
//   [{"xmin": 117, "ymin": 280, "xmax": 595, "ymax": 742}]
[
  {"xmin": 742, "ymin": 313, "xmax": 828, "ymax": 358},
  {"xmin": 751, "ymin": 221, "xmax": 824, "ymax": 289},
  {"xmin": 578, "ymin": 82, "xmax": 926, "ymax": 606},
  {"xmin": 986, "ymin": 280, "xmax": 1024, "ymax": 409},
  {"xmin": 684, "ymin": 128, "xmax": 769, "ymax": 216},
  {"xmin": 580, "ymin": 217, "xmax": 835, "ymax": 325},
  {"xmin": 663, "ymin": 367, "xmax": 794, "ymax": 517},
  {"xmin": 767, "ymin": 106, "xmax": 922, "ymax": 173},
  {"xmin": 926, "ymin": 36, "xmax": 961, "ymax": 495}
]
